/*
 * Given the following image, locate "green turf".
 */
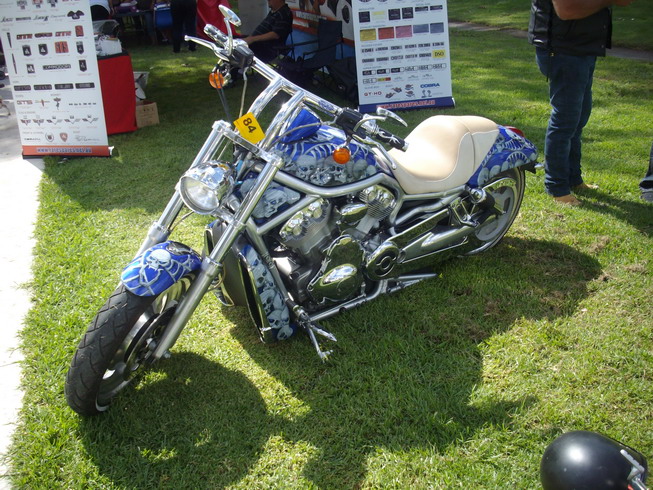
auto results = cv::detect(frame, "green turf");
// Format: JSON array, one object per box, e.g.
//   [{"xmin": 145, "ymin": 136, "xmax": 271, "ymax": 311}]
[
  {"xmin": 447, "ymin": 0, "xmax": 652, "ymax": 51},
  {"xmin": 7, "ymin": 23, "xmax": 653, "ymax": 490}
]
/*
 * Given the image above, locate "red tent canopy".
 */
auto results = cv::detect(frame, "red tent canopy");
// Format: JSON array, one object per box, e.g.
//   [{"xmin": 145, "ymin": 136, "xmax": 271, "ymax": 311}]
[{"xmin": 197, "ymin": 0, "xmax": 234, "ymax": 37}]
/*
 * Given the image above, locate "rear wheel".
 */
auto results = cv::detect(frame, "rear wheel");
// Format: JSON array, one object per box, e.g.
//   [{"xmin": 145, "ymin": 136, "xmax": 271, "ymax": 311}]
[
  {"xmin": 466, "ymin": 168, "xmax": 525, "ymax": 255},
  {"xmin": 65, "ymin": 275, "xmax": 194, "ymax": 416}
]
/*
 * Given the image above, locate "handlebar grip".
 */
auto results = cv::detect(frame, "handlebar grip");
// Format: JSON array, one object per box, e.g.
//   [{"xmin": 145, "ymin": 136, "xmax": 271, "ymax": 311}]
[
  {"xmin": 204, "ymin": 24, "xmax": 228, "ymax": 46},
  {"xmin": 375, "ymin": 127, "xmax": 408, "ymax": 151}
]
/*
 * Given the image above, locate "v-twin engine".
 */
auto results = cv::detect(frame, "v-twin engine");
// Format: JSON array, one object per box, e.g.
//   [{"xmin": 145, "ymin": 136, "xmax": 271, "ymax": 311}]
[
  {"xmin": 273, "ymin": 185, "xmax": 391, "ymax": 305},
  {"xmin": 273, "ymin": 184, "xmax": 483, "ymax": 311}
]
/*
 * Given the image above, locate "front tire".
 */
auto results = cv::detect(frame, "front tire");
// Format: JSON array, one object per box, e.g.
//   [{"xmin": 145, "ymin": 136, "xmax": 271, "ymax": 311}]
[
  {"xmin": 466, "ymin": 168, "xmax": 525, "ymax": 255},
  {"xmin": 65, "ymin": 276, "xmax": 194, "ymax": 416}
]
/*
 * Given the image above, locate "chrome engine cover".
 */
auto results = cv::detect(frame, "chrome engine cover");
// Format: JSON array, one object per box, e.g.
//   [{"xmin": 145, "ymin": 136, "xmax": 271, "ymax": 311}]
[
  {"xmin": 307, "ymin": 234, "xmax": 365, "ymax": 303},
  {"xmin": 365, "ymin": 240, "xmax": 401, "ymax": 280},
  {"xmin": 358, "ymin": 185, "xmax": 396, "ymax": 219}
]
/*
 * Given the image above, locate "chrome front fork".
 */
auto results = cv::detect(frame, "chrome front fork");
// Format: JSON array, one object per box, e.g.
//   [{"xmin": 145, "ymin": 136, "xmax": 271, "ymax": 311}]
[
  {"xmin": 150, "ymin": 152, "xmax": 285, "ymax": 361},
  {"xmin": 144, "ymin": 90, "xmax": 311, "ymax": 360}
]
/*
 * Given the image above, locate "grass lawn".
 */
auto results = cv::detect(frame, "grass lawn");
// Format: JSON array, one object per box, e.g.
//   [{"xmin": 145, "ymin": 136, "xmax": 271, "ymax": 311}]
[
  {"xmin": 7, "ymin": 17, "xmax": 653, "ymax": 490},
  {"xmin": 447, "ymin": 0, "xmax": 652, "ymax": 51}
]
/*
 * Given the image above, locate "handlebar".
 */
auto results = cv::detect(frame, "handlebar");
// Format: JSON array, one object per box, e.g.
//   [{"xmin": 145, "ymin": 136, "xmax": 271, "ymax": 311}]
[
  {"xmin": 335, "ymin": 109, "xmax": 408, "ymax": 151},
  {"xmin": 191, "ymin": 23, "xmax": 409, "ymax": 152},
  {"xmin": 372, "ymin": 126, "xmax": 408, "ymax": 151},
  {"xmin": 204, "ymin": 24, "xmax": 227, "ymax": 45}
]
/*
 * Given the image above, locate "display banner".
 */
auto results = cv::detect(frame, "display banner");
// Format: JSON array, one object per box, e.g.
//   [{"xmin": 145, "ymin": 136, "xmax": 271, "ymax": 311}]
[
  {"xmin": 0, "ymin": 0, "xmax": 110, "ymax": 156},
  {"xmin": 286, "ymin": 0, "xmax": 355, "ymax": 43},
  {"xmin": 351, "ymin": 0, "xmax": 454, "ymax": 113}
]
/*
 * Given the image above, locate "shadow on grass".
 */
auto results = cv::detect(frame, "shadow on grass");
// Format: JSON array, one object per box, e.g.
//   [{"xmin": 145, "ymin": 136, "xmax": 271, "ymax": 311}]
[
  {"xmin": 79, "ymin": 353, "xmax": 278, "ymax": 488},
  {"xmin": 75, "ymin": 237, "xmax": 600, "ymax": 488},
  {"xmin": 577, "ymin": 188, "xmax": 653, "ymax": 237},
  {"xmin": 225, "ymin": 237, "xmax": 600, "ymax": 487}
]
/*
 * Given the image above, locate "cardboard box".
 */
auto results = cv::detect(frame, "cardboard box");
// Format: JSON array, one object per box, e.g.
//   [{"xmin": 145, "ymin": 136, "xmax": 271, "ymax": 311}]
[{"xmin": 136, "ymin": 101, "xmax": 159, "ymax": 128}]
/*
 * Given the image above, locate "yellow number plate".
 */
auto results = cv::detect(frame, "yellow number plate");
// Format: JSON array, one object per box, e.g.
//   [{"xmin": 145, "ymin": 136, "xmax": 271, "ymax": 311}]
[{"xmin": 234, "ymin": 112, "xmax": 265, "ymax": 144}]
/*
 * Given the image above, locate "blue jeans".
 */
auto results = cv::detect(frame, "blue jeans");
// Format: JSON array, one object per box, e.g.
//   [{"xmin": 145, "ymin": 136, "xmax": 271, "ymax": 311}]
[{"xmin": 536, "ymin": 48, "xmax": 597, "ymax": 197}]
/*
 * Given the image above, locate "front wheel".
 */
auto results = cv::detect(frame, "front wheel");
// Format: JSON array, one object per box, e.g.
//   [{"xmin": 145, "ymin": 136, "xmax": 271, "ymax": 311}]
[
  {"xmin": 65, "ymin": 275, "xmax": 194, "ymax": 416},
  {"xmin": 466, "ymin": 168, "xmax": 526, "ymax": 255}
]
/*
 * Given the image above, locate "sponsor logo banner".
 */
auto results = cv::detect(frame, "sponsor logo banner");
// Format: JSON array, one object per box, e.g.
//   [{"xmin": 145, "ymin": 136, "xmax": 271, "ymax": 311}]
[
  {"xmin": 1, "ymin": 0, "xmax": 109, "ymax": 156},
  {"xmin": 350, "ymin": 0, "xmax": 454, "ymax": 112}
]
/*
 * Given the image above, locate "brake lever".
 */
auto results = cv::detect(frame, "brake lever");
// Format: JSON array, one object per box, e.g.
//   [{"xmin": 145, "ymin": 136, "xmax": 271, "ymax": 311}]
[
  {"xmin": 352, "ymin": 114, "xmax": 384, "ymax": 134},
  {"xmin": 376, "ymin": 106, "xmax": 407, "ymax": 127},
  {"xmin": 350, "ymin": 108, "xmax": 406, "ymax": 134},
  {"xmin": 184, "ymin": 35, "xmax": 227, "ymax": 61}
]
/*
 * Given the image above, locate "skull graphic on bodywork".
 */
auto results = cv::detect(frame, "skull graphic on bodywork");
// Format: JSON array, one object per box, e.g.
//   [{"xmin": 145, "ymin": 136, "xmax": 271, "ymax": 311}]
[
  {"xmin": 294, "ymin": 154, "xmax": 318, "ymax": 180},
  {"xmin": 239, "ymin": 176, "xmax": 300, "ymax": 220},
  {"xmin": 145, "ymin": 248, "xmax": 172, "ymax": 270},
  {"xmin": 260, "ymin": 288, "xmax": 284, "ymax": 314},
  {"xmin": 242, "ymin": 245, "xmax": 295, "ymax": 342},
  {"xmin": 271, "ymin": 309, "xmax": 292, "ymax": 339}
]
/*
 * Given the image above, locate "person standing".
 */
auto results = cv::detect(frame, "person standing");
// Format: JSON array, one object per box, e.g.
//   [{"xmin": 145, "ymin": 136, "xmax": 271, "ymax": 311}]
[
  {"xmin": 528, "ymin": 0, "xmax": 636, "ymax": 205},
  {"xmin": 170, "ymin": 0, "xmax": 196, "ymax": 53},
  {"xmin": 243, "ymin": 0, "xmax": 293, "ymax": 63}
]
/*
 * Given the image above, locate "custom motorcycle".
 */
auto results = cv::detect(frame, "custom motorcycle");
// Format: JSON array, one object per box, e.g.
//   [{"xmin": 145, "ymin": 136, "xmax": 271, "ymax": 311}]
[{"xmin": 65, "ymin": 7, "xmax": 538, "ymax": 415}]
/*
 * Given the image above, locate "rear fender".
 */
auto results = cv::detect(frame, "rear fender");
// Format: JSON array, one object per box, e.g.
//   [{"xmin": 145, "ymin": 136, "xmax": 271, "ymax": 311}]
[
  {"xmin": 468, "ymin": 125, "xmax": 539, "ymax": 187},
  {"xmin": 121, "ymin": 241, "xmax": 202, "ymax": 297}
]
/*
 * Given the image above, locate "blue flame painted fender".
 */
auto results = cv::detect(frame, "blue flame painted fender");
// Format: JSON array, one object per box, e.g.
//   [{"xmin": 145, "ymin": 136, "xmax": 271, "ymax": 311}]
[
  {"xmin": 121, "ymin": 241, "xmax": 202, "ymax": 297},
  {"xmin": 468, "ymin": 126, "xmax": 539, "ymax": 187}
]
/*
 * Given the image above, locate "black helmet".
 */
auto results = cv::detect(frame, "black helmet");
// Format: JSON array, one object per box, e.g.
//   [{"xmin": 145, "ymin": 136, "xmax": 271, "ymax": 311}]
[{"xmin": 540, "ymin": 430, "xmax": 648, "ymax": 490}]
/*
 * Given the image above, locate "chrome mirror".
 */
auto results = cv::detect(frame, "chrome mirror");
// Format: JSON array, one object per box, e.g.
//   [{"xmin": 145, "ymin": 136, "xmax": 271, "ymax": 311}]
[{"xmin": 218, "ymin": 5, "xmax": 242, "ymax": 55}]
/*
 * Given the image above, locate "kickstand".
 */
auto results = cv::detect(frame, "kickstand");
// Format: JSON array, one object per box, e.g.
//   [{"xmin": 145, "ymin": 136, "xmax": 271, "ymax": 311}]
[{"xmin": 294, "ymin": 306, "xmax": 337, "ymax": 361}]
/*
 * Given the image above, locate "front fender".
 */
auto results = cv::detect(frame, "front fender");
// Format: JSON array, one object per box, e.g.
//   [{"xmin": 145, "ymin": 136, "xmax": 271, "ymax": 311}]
[{"xmin": 121, "ymin": 241, "xmax": 202, "ymax": 297}]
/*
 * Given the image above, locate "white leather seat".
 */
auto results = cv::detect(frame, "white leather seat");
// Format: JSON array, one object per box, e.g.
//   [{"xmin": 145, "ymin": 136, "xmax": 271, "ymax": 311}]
[{"xmin": 387, "ymin": 115, "xmax": 499, "ymax": 194}]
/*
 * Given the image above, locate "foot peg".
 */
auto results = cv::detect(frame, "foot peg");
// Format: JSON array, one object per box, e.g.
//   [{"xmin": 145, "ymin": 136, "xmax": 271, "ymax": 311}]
[{"xmin": 293, "ymin": 306, "xmax": 337, "ymax": 361}]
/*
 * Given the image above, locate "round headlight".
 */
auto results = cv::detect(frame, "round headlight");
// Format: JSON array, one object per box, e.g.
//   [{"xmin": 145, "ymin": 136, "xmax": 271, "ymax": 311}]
[{"xmin": 179, "ymin": 161, "xmax": 234, "ymax": 214}]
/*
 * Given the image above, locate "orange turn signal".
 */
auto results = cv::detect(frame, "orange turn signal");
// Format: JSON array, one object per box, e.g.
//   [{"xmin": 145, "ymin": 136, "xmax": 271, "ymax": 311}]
[
  {"xmin": 209, "ymin": 72, "xmax": 226, "ymax": 89},
  {"xmin": 332, "ymin": 147, "xmax": 351, "ymax": 165}
]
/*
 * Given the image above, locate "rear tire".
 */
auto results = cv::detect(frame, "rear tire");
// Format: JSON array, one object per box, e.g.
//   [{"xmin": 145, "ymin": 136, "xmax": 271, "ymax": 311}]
[
  {"xmin": 65, "ymin": 276, "xmax": 194, "ymax": 416},
  {"xmin": 466, "ymin": 168, "xmax": 525, "ymax": 255}
]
